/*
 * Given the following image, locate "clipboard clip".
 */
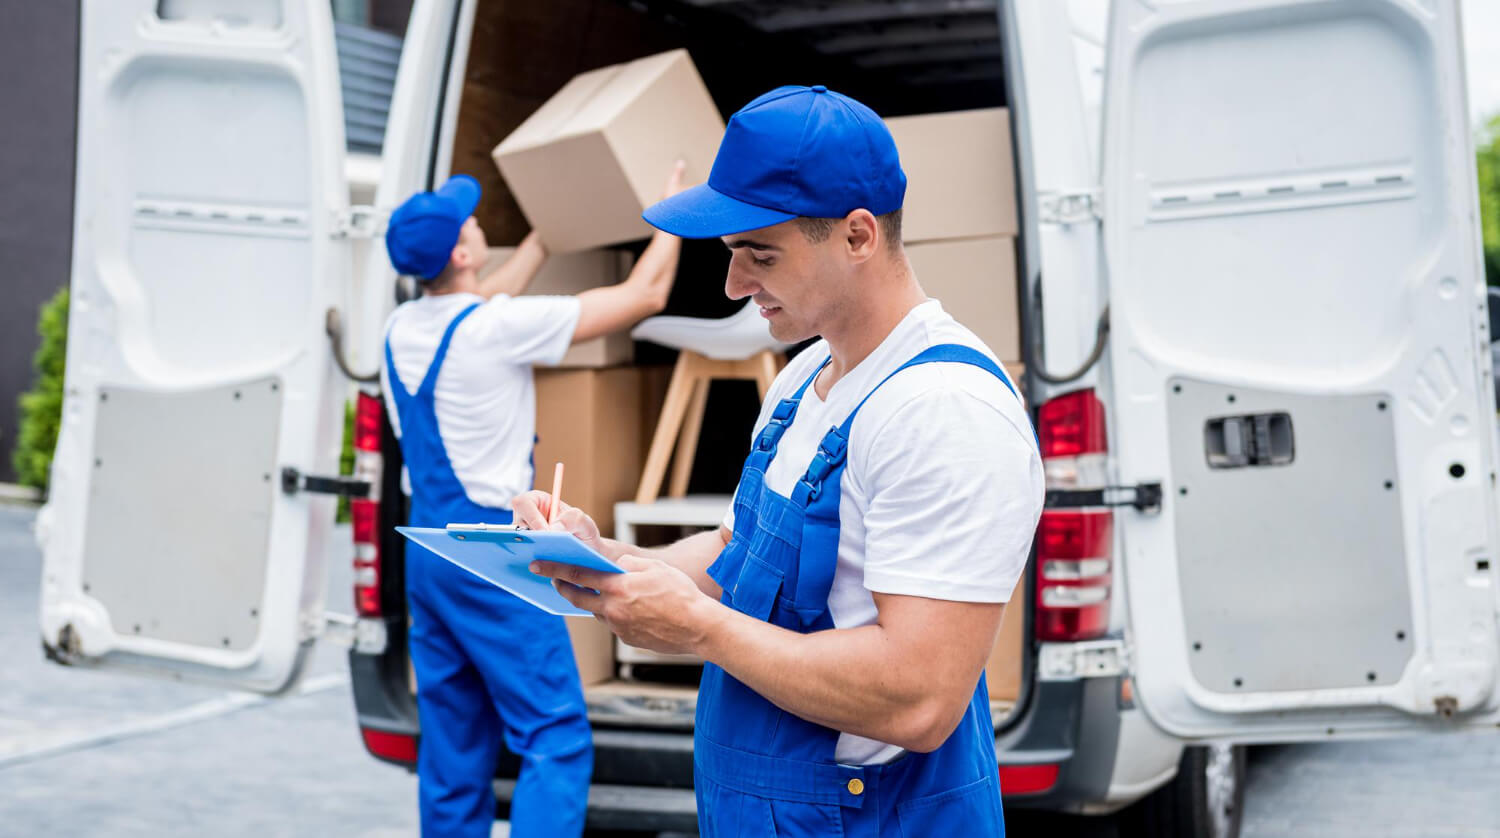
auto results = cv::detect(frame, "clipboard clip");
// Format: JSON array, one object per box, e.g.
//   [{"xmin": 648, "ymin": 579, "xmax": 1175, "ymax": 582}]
[{"xmin": 445, "ymin": 522, "xmax": 522, "ymax": 532}]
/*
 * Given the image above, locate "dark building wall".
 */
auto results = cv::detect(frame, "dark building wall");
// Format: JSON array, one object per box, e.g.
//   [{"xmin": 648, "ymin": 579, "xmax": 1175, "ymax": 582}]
[{"xmin": 0, "ymin": 1, "xmax": 79, "ymax": 483}]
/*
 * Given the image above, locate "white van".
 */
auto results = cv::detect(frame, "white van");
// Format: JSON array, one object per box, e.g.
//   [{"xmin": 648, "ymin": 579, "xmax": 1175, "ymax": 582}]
[{"xmin": 39, "ymin": 1, "xmax": 1500, "ymax": 835}]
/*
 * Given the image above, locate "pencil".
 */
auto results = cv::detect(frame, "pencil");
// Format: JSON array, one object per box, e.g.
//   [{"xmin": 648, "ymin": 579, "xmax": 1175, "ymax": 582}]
[{"xmin": 548, "ymin": 462, "xmax": 564, "ymax": 527}]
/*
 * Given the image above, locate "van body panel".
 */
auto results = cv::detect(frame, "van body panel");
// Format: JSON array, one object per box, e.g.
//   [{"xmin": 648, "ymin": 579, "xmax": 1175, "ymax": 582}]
[
  {"xmin": 1102, "ymin": 0, "xmax": 1500, "ymax": 739},
  {"xmin": 39, "ymin": 0, "xmax": 351, "ymax": 693}
]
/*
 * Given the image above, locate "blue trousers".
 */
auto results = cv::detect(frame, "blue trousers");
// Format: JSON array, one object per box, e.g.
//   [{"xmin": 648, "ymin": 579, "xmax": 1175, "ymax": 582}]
[{"xmin": 408, "ymin": 545, "xmax": 593, "ymax": 838}]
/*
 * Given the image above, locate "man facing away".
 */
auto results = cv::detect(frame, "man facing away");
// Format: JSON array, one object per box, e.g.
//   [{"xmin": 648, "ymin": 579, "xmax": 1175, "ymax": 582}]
[
  {"xmin": 519, "ymin": 87, "xmax": 1044, "ymax": 836},
  {"xmin": 381, "ymin": 165, "xmax": 685, "ymax": 837}
]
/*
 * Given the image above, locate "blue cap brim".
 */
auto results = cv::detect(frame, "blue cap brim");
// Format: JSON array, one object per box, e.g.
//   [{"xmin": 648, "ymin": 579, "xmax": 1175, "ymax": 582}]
[
  {"xmin": 643, "ymin": 183, "xmax": 797, "ymax": 239},
  {"xmin": 437, "ymin": 174, "xmax": 481, "ymax": 219}
]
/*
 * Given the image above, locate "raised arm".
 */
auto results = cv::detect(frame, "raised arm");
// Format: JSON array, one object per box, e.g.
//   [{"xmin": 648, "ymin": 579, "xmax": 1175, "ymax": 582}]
[
  {"xmin": 476, "ymin": 231, "xmax": 548, "ymax": 299},
  {"xmin": 570, "ymin": 161, "xmax": 687, "ymax": 343}
]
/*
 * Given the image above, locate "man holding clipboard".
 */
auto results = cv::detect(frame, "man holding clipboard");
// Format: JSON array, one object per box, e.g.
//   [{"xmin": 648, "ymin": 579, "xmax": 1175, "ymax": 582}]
[
  {"xmin": 519, "ymin": 86, "xmax": 1044, "ymax": 836},
  {"xmin": 381, "ymin": 168, "xmax": 683, "ymax": 837}
]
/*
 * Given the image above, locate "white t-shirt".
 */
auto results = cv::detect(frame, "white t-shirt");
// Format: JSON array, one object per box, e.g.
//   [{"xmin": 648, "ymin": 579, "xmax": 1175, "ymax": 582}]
[
  {"xmin": 724, "ymin": 300, "xmax": 1044, "ymax": 765},
  {"xmin": 381, "ymin": 291, "xmax": 581, "ymax": 508}
]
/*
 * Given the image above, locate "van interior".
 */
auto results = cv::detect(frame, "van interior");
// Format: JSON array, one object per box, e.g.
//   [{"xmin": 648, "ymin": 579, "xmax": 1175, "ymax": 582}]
[{"xmin": 399, "ymin": 0, "xmax": 1027, "ymax": 735}]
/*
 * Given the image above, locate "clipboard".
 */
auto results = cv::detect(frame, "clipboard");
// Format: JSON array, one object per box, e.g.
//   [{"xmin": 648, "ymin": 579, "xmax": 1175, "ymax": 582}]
[{"xmin": 395, "ymin": 524, "xmax": 625, "ymax": 617}]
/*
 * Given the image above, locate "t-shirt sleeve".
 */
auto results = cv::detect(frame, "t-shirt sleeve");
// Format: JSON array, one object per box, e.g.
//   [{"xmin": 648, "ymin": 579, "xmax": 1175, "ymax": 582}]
[
  {"xmin": 855, "ymin": 386, "xmax": 1043, "ymax": 603},
  {"xmin": 466, "ymin": 295, "xmax": 582, "ymax": 366}
]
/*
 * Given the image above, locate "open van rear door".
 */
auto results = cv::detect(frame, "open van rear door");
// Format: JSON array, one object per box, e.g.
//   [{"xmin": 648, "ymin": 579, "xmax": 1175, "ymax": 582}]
[
  {"xmin": 1102, "ymin": 0, "xmax": 1500, "ymax": 739},
  {"xmin": 37, "ymin": 0, "xmax": 352, "ymax": 693}
]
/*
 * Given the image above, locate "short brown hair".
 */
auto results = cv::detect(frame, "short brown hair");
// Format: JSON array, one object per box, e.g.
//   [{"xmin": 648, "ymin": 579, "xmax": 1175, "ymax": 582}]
[{"xmin": 796, "ymin": 209, "xmax": 903, "ymax": 251}]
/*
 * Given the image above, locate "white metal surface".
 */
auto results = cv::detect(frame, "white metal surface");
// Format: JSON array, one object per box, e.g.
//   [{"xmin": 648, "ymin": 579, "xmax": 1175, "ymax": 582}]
[
  {"xmin": 348, "ymin": 0, "xmax": 469, "ymax": 377},
  {"xmin": 38, "ymin": 0, "xmax": 351, "ymax": 692},
  {"xmin": 1102, "ymin": 0, "xmax": 1500, "ymax": 740},
  {"xmin": 613, "ymin": 496, "xmax": 730, "ymax": 667}
]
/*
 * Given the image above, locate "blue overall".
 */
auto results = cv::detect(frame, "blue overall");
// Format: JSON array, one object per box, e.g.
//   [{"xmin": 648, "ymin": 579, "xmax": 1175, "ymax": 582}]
[
  {"xmin": 385, "ymin": 303, "xmax": 592, "ymax": 838},
  {"xmin": 695, "ymin": 344, "xmax": 1016, "ymax": 837}
]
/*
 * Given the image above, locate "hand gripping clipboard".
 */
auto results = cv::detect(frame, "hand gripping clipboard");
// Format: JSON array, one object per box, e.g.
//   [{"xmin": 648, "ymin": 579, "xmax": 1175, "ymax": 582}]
[{"xmin": 396, "ymin": 523, "xmax": 625, "ymax": 617}]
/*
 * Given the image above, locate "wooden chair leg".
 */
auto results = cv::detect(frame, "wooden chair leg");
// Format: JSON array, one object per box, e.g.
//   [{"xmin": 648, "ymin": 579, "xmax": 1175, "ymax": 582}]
[
  {"xmin": 636, "ymin": 353, "xmax": 698, "ymax": 504},
  {"xmin": 668, "ymin": 379, "xmax": 710, "ymax": 498},
  {"xmin": 753, "ymin": 350, "xmax": 781, "ymax": 400}
]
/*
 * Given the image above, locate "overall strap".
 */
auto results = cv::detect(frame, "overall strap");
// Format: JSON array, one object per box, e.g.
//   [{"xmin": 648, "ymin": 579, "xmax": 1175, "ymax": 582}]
[
  {"xmin": 749, "ymin": 356, "xmax": 832, "ymax": 461},
  {"xmin": 840, "ymin": 343, "xmax": 1015, "ymax": 436},
  {"xmin": 793, "ymin": 344, "xmax": 1020, "ymax": 506},
  {"xmin": 417, "ymin": 302, "xmax": 482, "ymax": 396}
]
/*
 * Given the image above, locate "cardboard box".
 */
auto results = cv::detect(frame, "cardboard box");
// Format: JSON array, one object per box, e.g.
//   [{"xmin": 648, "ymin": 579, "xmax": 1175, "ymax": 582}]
[
  {"xmin": 567, "ymin": 615, "xmax": 616, "ymax": 686},
  {"xmin": 533, "ymin": 366, "xmax": 668, "ymax": 539},
  {"xmin": 483, "ymin": 247, "xmax": 634, "ymax": 367},
  {"xmin": 886, "ymin": 108, "xmax": 1018, "ymax": 243},
  {"xmin": 905, "ymin": 236, "xmax": 1022, "ymax": 363},
  {"xmin": 986, "ymin": 570, "xmax": 1029, "ymax": 703},
  {"xmin": 492, "ymin": 49, "xmax": 725, "ymax": 253},
  {"xmin": 410, "ymin": 614, "xmax": 617, "ymax": 690}
]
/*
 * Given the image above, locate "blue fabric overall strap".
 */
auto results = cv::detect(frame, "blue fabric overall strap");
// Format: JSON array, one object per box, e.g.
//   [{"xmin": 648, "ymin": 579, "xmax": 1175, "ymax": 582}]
[
  {"xmin": 383, "ymin": 302, "xmax": 481, "ymax": 400},
  {"xmin": 746, "ymin": 355, "xmax": 832, "ymax": 471},
  {"xmin": 791, "ymin": 343, "xmax": 1019, "ymax": 508}
]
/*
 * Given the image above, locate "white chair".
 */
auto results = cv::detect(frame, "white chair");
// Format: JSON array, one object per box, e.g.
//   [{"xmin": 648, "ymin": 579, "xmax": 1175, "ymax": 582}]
[{"xmin": 631, "ymin": 301, "xmax": 793, "ymax": 502}]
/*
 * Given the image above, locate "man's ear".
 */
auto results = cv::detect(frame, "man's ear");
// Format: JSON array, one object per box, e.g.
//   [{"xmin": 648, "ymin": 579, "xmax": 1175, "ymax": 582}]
[
  {"xmin": 451, "ymin": 242, "xmax": 474, "ymax": 270},
  {"xmin": 843, "ymin": 209, "xmax": 879, "ymax": 263}
]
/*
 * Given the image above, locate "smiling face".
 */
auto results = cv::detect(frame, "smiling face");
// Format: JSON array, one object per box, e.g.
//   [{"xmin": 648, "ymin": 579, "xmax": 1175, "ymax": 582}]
[{"xmin": 721, "ymin": 218, "xmax": 860, "ymax": 344}]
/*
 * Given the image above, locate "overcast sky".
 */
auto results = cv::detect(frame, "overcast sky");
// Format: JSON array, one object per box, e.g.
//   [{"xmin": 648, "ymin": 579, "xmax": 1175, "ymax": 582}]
[{"xmin": 1464, "ymin": 0, "xmax": 1500, "ymax": 130}]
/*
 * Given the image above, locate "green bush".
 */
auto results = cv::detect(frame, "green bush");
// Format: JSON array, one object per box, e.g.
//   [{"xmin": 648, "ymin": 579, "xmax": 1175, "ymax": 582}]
[
  {"xmin": 1479, "ymin": 114, "xmax": 1500, "ymax": 287},
  {"xmin": 337, "ymin": 399, "xmax": 354, "ymax": 523},
  {"xmin": 12, "ymin": 287, "xmax": 69, "ymax": 493}
]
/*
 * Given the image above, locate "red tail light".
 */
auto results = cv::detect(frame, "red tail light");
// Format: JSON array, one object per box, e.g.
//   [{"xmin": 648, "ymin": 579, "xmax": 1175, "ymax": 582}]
[
  {"xmin": 361, "ymin": 727, "xmax": 417, "ymax": 763},
  {"xmin": 1035, "ymin": 510, "xmax": 1112, "ymax": 641},
  {"xmin": 1036, "ymin": 388, "xmax": 1112, "ymax": 642},
  {"xmin": 355, "ymin": 391, "xmax": 384, "ymax": 453},
  {"xmin": 999, "ymin": 762, "xmax": 1060, "ymax": 796},
  {"xmin": 352, "ymin": 391, "xmax": 385, "ymax": 618},
  {"xmin": 1038, "ymin": 389, "xmax": 1106, "ymax": 459}
]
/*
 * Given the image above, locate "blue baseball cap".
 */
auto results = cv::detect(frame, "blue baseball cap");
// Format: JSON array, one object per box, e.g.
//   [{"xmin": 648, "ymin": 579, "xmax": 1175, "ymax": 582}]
[
  {"xmin": 643, "ymin": 85, "xmax": 906, "ymax": 239},
  {"xmin": 385, "ymin": 175, "xmax": 481, "ymax": 280}
]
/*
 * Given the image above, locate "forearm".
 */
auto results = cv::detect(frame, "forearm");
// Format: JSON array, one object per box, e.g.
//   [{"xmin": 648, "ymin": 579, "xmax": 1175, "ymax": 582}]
[
  {"xmin": 477, "ymin": 232, "xmax": 547, "ymax": 299},
  {"xmin": 692, "ymin": 605, "xmax": 958, "ymax": 751},
  {"xmin": 599, "ymin": 529, "xmax": 724, "ymax": 598}
]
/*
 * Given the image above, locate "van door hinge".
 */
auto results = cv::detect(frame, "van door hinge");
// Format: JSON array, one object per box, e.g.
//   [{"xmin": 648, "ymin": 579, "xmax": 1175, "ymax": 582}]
[
  {"xmin": 1045, "ymin": 482, "xmax": 1162, "ymax": 512},
  {"xmin": 281, "ymin": 467, "xmax": 370, "ymax": 498},
  {"xmin": 331, "ymin": 205, "xmax": 386, "ymax": 239},
  {"xmin": 1037, "ymin": 638, "xmax": 1130, "ymax": 681},
  {"xmin": 1037, "ymin": 188, "xmax": 1100, "ymax": 225}
]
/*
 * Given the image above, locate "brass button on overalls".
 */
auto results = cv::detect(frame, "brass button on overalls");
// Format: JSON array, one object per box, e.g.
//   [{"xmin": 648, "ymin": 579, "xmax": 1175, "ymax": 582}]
[{"xmin": 847, "ymin": 778, "xmax": 865, "ymax": 796}]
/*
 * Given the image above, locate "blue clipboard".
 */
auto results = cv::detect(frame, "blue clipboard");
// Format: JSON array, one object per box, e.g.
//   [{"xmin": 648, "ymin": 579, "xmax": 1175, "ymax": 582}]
[{"xmin": 395, "ymin": 524, "xmax": 625, "ymax": 617}]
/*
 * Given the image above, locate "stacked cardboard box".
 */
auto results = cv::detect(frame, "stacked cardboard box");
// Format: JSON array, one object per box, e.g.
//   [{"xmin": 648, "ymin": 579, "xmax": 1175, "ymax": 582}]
[
  {"xmin": 887, "ymin": 108, "xmax": 1022, "ymax": 368},
  {"xmin": 533, "ymin": 364, "xmax": 671, "ymax": 685},
  {"xmin": 985, "ymin": 570, "xmax": 1029, "ymax": 703}
]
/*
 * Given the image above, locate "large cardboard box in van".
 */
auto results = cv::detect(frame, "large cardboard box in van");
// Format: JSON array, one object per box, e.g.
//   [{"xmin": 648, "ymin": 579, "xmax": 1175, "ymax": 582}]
[
  {"xmin": 986, "ymin": 569, "xmax": 1029, "ymax": 703},
  {"xmin": 492, "ymin": 49, "xmax": 725, "ymax": 253},
  {"xmin": 483, "ymin": 246, "xmax": 634, "ymax": 367},
  {"xmin": 905, "ymin": 236, "xmax": 1022, "ymax": 364},
  {"xmin": 886, "ymin": 108, "xmax": 1018, "ymax": 243},
  {"xmin": 533, "ymin": 366, "xmax": 667, "ymax": 540}
]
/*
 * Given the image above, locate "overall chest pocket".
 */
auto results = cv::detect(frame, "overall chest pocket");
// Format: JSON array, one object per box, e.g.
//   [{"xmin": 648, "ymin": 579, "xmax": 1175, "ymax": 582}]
[{"xmin": 730, "ymin": 555, "xmax": 785, "ymax": 622}]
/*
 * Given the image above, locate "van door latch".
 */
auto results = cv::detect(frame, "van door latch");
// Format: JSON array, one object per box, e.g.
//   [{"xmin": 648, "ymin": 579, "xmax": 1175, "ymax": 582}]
[
  {"xmin": 1045, "ymin": 482, "xmax": 1162, "ymax": 513},
  {"xmin": 331, "ymin": 205, "xmax": 386, "ymax": 239},
  {"xmin": 281, "ymin": 467, "xmax": 371, "ymax": 498}
]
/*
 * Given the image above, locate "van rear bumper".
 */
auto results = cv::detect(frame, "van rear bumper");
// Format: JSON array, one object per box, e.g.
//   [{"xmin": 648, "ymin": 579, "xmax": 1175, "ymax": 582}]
[
  {"xmin": 495, "ymin": 778, "xmax": 699, "ymax": 833},
  {"xmin": 996, "ymin": 675, "xmax": 1124, "ymax": 812},
  {"xmin": 353, "ymin": 646, "xmax": 1126, "ymax": 818}
]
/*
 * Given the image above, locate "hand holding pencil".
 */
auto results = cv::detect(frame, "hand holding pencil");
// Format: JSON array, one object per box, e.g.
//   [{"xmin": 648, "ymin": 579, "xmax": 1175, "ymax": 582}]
[{"xmin": 510, "ymin": 464, "xmax": 610, "ymax": 558}]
